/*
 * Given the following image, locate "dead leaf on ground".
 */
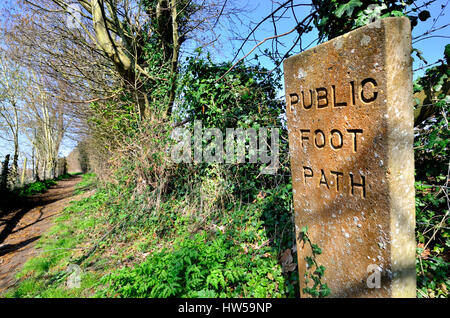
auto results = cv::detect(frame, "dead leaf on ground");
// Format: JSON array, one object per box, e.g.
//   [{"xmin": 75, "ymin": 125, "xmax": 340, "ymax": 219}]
[
  {"xmin": 417, "ymin": 243, "xmax": 431, "ymax": 259},
  {"xmin": 280, "ymin": 248, "xmax": 296, "ymax": 273}
]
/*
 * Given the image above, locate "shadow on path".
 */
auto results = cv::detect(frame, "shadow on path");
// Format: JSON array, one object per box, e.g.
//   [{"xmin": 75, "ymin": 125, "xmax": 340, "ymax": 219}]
[
  {"xmin": 0, "ymin": 176, "xmax": 81, "ymax": 246},
  {"xmin": 0, "ymin": 175, "xmax": 84, "ymax": 294}
]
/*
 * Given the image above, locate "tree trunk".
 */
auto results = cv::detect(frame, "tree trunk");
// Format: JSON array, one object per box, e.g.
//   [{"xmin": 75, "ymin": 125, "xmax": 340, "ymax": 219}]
[
  {"xmin": 32, "ymin": 144, "xmax": 35, "ymax": 181},
  {"xmin": 167, "ymin": 0, "xmax": 180, "ymax": 118},
  {"xmin": 20, "ymin": 157, "xmax": 27, "ymax": 187},
  {"xmin": 35, "ymin": 159, "xmax": 40, "ymax": 182},
  {"xmin": 0, "ymin": 154, "xmax": 10, "ymax": 192},
  {"xmin": 12, "ymin": 148, "xmax": 18, "ymax": 186},
  {"xmin": 43, "ymin": 160, "xmax": 47, "ymax": 180}
]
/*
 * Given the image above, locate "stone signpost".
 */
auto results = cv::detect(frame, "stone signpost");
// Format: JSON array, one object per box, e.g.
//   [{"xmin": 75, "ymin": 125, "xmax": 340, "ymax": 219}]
[{"xmin": 284, "ymin": 17, "xmax": 416, "ymax": 297}]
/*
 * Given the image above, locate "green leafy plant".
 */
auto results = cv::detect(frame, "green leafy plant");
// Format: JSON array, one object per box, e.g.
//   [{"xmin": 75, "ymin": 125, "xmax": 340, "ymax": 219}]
[
  {"xmin": 414, "ymin": 45, "xmax": 449, "ymax": 298},
  {"xmin": 98, "ymin": 230, "xmax": 286, "ymax": 298},
  {"xmin": 13, "ymin": 179, "xmax": 57, "ymax": 196},
  {"xmin": 297, "ymin": 226, "xmax": 330, "ymax": 298},
  {"xmin": 312, "ymin": 0, "xmax": 428, "ymax": 41}
]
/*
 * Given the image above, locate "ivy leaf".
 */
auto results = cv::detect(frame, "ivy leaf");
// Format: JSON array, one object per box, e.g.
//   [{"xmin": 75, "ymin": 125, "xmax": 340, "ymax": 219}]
[
  {"xmin": 311, "ymin": 244, "xmax": 322, "ymax": 255},
  {"xmin": 314, "ymin": 265, "xmax": 326, "ymax": 278},
  {"xmin": 320, "ymin": 285, "xmax": 331, "ymax": 297},
  {"xmin": 383, "ymin": 10, "xmax": 405, "ymax": 17},
  {"xmin": 418, "ymin": 10, "xmax": 431, "ymax": 21},
  {"xmin": 335, "ymin": 0, "xmax": 363, "ymax": 18},
  {"xmin": 444, "ymin": 44, "xmax": 450, "ymax": 61}
]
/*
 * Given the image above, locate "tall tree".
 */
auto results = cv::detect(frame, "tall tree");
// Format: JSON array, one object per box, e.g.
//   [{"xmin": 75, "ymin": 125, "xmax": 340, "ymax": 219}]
[
  {"xmin": 18, "ymin": 0, "xmax": 234, "ymax": 119},
  {"xmin": 22, "ymin": 74, "xmax": 67, "ymax": 180},
  {"xmin": 0, "ymin": 55, "xmax": 25, "ymax": 183}
]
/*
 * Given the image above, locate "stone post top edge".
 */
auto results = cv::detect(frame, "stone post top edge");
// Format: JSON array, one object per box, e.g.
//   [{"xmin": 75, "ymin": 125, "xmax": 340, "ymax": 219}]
[{"xmin": 283, "ymin": 16, "xmax": 410, "ymax": 67}]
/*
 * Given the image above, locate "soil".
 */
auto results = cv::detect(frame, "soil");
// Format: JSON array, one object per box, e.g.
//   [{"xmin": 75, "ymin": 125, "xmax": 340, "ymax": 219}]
[{"xmin": 0, "ymin": 175, "xmax": 83, "ymax": 294}]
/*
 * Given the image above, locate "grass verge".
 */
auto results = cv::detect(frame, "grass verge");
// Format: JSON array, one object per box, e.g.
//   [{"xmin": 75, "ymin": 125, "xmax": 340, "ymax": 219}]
[{"xmin": 3, "ymin": 173, "xmax": 298, "ymax": 298}]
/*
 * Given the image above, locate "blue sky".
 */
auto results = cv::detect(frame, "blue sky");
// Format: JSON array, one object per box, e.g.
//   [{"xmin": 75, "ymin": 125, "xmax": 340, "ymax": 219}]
[
  {"xmin": 210, "ymin": 0, "xmax": 450, "ymax": 78},
  {"xmin": 0, "ymin": 0, "xmax": 449, "ymax": 163}
]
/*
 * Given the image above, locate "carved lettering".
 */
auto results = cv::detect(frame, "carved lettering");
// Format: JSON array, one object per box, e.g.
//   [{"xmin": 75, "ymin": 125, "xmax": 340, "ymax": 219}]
[
  {"xmin": 360, "ymin": 78, "xmax": 378, "ymax": 103},
  {"xmin": 302, "ymin": 90, "xmax": 313, "ymax": 109},
  {"xmin": 299, "ymin": 167, "xmax": 367, "ymax": 198},
  {"xmin": 314, "ymin": 129, "xmax": 326, "ymax": 148},
  {"xmin": 303, "ymin": 166, "xmax": 314, "ymax": 184},
  {"xmin": 298, "ymin": 128, "xmax": 363, "ymax": 152},
  {"xmin": 316, "ymin": 87, "xmax": 328, "ymax": 108},
  {"xmin": 347, "ymin": 129, "xmax": 363, "ymax": 152},
  {"xmin": 350, "ymin": 173, "xmax": 366, "ymax": 198},
  {"xmin": 300, "ymin": 129, "xmax": 310, "ymax": 147},
  {"xmin": 332, "ymin": 85, "xmax": 347, "ymax": 107},
  {"xmin": 289, "ymin": 93, "xmax": 299, "ymax": 112},
  {"xmin": 330, "ymin": 129, "xmax": 343, "ymax": 149},
  {"xmin": 319, "ymin": 169, "xmax": 330, "ymax": 189},
  {"xmin": 287, "ymin": 78, "xmax": 379, "ymax": 110},
  {"xmin": 330, "ymin": 170, "xmax": 344, "ymax": 192}
]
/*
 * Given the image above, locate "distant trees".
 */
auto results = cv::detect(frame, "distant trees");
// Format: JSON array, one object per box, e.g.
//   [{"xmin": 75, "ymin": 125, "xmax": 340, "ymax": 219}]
[
  {"xmin": 15, "ymin": 0, "xmax": 235, "ymax": 120},
  {"xmin": 23, "ymin": 75, "xmax": 68, "ymax": 180},
  {"xmin": 0, "ymin": 0, "xmax": 242, "ymax": 184},
  {"xmin": 0, "ymin": 55, "xmax": 24, "ymax": 183},
  {"xmin": 0, "ymin": 36, "xmax": 73, "ymax": 188},
  {"xmin": 0, "ymin": 54, "xmax": 68, "ymax": 185}
]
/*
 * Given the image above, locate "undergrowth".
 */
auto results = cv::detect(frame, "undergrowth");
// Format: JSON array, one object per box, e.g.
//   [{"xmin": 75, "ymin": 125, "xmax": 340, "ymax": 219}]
[
  {"xmin": 3, "ymin": 172, "xmax": 298, "ymax": 298},
  {"xmin": 13, "ymin": 173, "xmax": 73, "ymax": 196},
  {"xmin": 14, "ymin": 179, "xmax": 57, "ymax": 196}
]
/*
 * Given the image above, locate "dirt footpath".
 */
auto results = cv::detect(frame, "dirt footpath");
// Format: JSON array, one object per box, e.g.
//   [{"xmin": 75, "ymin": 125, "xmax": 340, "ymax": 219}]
[{"xmin": 0, "ymin": 175, "xmax": 83, "ymax": 294}]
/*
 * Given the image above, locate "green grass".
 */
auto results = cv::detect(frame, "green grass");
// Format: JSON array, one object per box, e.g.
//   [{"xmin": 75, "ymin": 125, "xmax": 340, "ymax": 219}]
[
  {"xmin": 54, "ymin": 173, "xmax": 72, "ymax": 181},
  {"xmin": 8, "ymin": 271, "xmax": 100, "ymax": 298},
  {"xmin": 74, "ymin": 173, "xmax": 97, "ymax": 195}
]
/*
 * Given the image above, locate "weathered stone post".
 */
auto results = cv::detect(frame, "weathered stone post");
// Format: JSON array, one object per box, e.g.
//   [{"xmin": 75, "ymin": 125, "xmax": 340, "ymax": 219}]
[{"xmin": 284, "ymin": 17, "xmax": 415, "ymax": 297}]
